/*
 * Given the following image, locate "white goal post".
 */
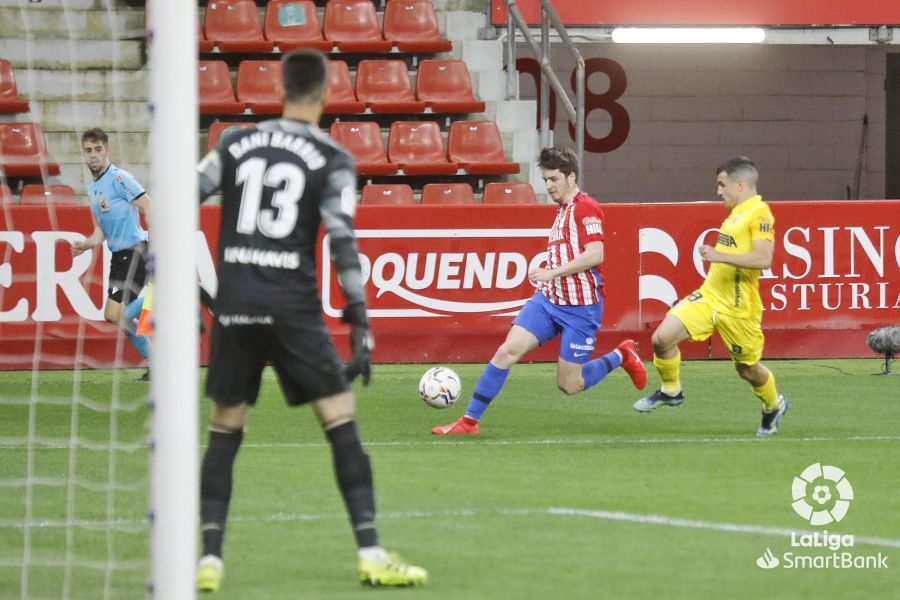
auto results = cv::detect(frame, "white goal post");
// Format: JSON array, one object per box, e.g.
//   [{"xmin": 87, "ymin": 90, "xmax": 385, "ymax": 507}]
[{"xmin": 147, "ymin": 1, "xmax": 199, "ymax": 598}]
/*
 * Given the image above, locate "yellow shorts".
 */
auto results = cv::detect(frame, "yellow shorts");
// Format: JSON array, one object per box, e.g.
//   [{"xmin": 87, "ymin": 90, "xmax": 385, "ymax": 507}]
[{"xmin": 667, "ymin": 290, "xmax": 765, "ymax": 365}]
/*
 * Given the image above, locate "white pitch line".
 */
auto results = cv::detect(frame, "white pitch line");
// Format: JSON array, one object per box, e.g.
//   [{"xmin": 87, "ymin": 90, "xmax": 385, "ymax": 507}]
[
  {"xmin": 239, "ymin": 435, "xmax": 900, "ymax": 450},
  {"xmin": 7, "ymin": 507, "xmax": 899, "ymax": 550},
  {"xmin": 231, "ymin": 507, "xmax": 900, "ymax": 550},
  {"xmin": 3, "ymin": 435, "xmax": 897, "ymax": 451},
  {"xmin": 547, "ymin": 507, "xmax": 900, "ymax": 550}
]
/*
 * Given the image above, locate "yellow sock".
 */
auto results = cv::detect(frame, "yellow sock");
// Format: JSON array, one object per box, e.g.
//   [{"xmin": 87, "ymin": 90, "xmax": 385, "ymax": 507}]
[
  {"xmin": 653, "ymin": 351, "xmax": 681, "ymax": 395},
  {"xmin": 752, "ymin": 370, "xmax": 780, "ymax": 412}
]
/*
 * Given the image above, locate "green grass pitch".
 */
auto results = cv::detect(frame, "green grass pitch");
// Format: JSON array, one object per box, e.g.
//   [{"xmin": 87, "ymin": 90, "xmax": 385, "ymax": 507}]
[{"xmin": 2, "ymin": 359, "xmax": 899, "ymax": 599}]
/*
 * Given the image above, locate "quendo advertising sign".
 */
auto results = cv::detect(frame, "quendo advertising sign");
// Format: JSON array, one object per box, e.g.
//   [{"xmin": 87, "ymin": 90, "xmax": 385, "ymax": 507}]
[{"xmin": 1, "ymin": 201, "xmax": 897, "ymax": 368}]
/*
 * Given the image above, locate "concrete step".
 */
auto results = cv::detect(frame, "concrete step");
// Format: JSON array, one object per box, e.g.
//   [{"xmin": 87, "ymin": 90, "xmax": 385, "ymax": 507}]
[
  {"xmin": 46, "ymin": 130, "xmax": 150, "ymax": 162},
  {"xmin": 0, "ymin": 0, "xmax": 98, "ymax": 8},
  {"xmin": 433, "ymin": 0, "xmax": 489, "ymax": 11},
  {"xmin": 29, "ymin": 100, "xmax": 150, "ymax": 132},
  {"xmin": 15, "ymin": 68, "xmax": 148, "ymax": 102},
  {"xmin": 56, "ymin": 162, "xmax": 151, "ymax": 194},
  {"xmin": 0, "ymin": 39, "xmax": 143, "ymax": 70},
  {"xmin": 0, "ymin": 7, "xmax": 144, "ymax": 40},
  {"xmin": 443, "ymin": 11, "xmax": 487, "ymax": 42}
]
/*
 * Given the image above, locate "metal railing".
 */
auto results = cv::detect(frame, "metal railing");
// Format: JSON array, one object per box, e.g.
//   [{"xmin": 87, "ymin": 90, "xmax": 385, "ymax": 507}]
[{"xmin": 505, "ymin": 0, "xmax": 585, "ymax": 182}]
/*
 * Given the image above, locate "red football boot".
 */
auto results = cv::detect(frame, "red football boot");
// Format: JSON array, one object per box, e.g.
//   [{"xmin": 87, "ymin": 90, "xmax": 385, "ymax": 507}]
[
  {"xmin": 431, "ymin": 416, "xmax": 479, "ymax": 435},
  {"xmin": 616, "ymin": 339, "xmax": 647, "ymax": 390}
]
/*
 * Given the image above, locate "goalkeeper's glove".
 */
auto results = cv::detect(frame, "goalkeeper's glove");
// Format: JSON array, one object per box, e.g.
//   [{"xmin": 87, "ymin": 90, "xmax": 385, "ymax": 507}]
[{"xmin": 342, "ymin": 302, "xmax": 373, "ymax": 386}]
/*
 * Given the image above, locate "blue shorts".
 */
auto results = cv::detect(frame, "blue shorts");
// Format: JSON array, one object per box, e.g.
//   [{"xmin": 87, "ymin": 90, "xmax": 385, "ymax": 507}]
[{"xmin": 512, "ymin": 291, "xmax": 603, "ymax": 364}]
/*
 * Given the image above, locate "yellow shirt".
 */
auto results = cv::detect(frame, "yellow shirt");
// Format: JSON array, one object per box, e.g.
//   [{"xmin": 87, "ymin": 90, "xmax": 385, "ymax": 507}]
[{"xmin": 699, "ymin": 195, "xmax": 775, "ymax": 320}]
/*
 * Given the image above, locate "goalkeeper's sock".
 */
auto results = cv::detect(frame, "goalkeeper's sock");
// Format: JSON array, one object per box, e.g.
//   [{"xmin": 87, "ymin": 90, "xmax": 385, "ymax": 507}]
[
  {"xmin": 326, "ymin": 421, "xmax": 378, "ymax": 548},
  {"xmin": 653, "ymin": 351, "xmax": 682, "ymax": 396},
  {"xmin": 581, "ymin": 350, "xmax": 622, "ymax": 390},
  {"xmin": 200, "ymin": 427, "xmax": 243, "ymax": 558},
  {"xmin": 752, "ymin": 370, "xmax": 780, "ymax": 412},
  {"xmin": 464, "ymin": 363, "xmax": 510, "ymax": 421}
]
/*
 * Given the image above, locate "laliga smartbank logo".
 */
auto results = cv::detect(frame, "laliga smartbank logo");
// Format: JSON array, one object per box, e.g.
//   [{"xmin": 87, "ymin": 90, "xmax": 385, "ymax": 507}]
[{"xmin": 755, "ymin": 463, "xmax": 889, "ymax": 571}]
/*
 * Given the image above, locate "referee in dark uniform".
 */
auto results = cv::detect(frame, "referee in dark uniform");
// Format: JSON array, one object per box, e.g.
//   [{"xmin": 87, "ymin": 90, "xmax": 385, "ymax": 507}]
[{"xmin": 194, "ymin": 49, "xmax": 426, "ymax": 591}]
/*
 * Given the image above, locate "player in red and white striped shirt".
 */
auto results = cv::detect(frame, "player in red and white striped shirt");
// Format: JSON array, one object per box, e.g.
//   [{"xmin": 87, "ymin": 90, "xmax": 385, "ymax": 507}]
[{"xmin": 433, "ymin": 147, "xmax": 647, "ymax": 435}]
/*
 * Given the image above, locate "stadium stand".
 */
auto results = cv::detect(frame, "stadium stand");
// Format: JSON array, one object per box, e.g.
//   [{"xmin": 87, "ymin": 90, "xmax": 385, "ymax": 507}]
[
  {"xmin": 482, "ymin": 182, "xmax": 537, "ymax": 204},
  {"xmin": 0, "ymin": 60, "xmax": 30, "ymax": 114},
  {"xmin": 324, "ymin": 0, "xmax": 393, "ymax": 53},
  {"xmin": 206, "ymin": 121, "xmax": 255, "ymax": 152},
  {"xmin": 264, "ymin": 0, "xmax": 333, "ymax": 51},
  {"xmin": 416, "ymin": 59, "xmax": 485, "ymax": 114},
  {"xmin": 360, "ymin": 183, "xmax": 416, "ymax": 205},
  {"xmin": 448, "ymin": 120, "xmax": 519, "ymax": 174},
  {"xmin": 388, "ymin": 121, "xmax": 458, "ymax": 175},
  {"xmin": 204, "ymin": 0, "xmax": 274, "ymax": 53},
  {"xmin": 355, "ymin": 60, "xmax": 426, "ymax": 114},
  {"xmin": 198, "ymin": 61, "xmax": 246, "ymax": 115},
  {"xmin": 330, "ymin": 121, "xmax": 398, "ymax": 175},
  {"xmin": 421, "ymin": 182, "xmax": 475, "ymax": 204},
  {"xmin": 383, "ymin": 0, "xmax": 453, "ymax": 53},
  {"xmin": 0, "ymin": 122, "xmax": 60, "ymax": 177},
  {"xmin": 236, "ymin": 60, "xmax": 283, "ymax": 114},
  {"xmin": 20, "ymin": 184, "xmax": 77, "ymax": 205},
  {"xmin": 323, "ymin": 60, "xmax": 366, "ymax": 114},
  {"xmin": 198, "ymin": 22, "xmax": 215, "ymax": 53}
]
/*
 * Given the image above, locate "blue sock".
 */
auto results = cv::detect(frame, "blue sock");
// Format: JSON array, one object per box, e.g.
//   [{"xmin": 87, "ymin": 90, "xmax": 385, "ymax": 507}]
[
  {"xmin": 122, "ymin": 296, "xmax": 150, "ymax": 360},
  {"xmin": 464, "ymin": 363, "xmax": 510, "ymax": 421},
  {"xmin": 124, "ymin": 321, "xmax": 150, "ymax": 360},
  {"xmin": 581, "ymin": 350, "xmax": 622, "ymax": 390},
  {"xmin": 124, "ymin": 296, "xmax": 144, "ymax": 321}
]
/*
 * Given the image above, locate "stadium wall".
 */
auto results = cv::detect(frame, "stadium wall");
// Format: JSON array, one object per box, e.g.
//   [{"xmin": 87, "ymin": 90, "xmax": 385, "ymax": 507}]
[
  {"xmin": 515, "ymin": 43, "xmax": 892, "ymax": 203},
  {"xmin": 1, "ymin": 201, "xmax": 897, "ymax": 369}
]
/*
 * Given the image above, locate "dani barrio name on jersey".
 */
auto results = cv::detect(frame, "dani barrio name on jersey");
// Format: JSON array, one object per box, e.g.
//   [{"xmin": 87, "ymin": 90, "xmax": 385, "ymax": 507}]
[
  {"xmin": 200, "ymin": 120, "xmax": 358, "ymax": 313},
  {"xmin": 700, "ymin": 195, "xmax": 775, "ymax": 320},
  {"xmin": 222, "ymin": 130, "xmax": 327, "ymax": 271}
]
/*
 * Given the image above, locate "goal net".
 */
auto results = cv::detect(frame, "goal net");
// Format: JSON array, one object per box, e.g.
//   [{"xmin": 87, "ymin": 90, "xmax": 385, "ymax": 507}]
[{"xmin": 0, "ymin": 1, "xmax": 197, "ymax": 598}]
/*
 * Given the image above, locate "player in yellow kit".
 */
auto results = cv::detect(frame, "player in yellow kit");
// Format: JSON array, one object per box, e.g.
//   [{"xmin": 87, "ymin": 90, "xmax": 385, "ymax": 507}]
[{"xmin": 634, "ymin": 157, "xmax": 788, "ymax": 436}]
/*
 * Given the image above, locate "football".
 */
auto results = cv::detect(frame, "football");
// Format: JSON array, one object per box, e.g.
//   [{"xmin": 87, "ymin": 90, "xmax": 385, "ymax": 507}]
[{"xmin": 418, "ymin": 366, "xmax": 462, "ymax": 408}]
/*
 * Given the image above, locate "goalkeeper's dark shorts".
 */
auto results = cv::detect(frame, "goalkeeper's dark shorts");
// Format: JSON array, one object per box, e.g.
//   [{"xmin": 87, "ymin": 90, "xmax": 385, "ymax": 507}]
[{"xmin": 206, "ymin": 309, "xmax": 348, "ymax": 407}]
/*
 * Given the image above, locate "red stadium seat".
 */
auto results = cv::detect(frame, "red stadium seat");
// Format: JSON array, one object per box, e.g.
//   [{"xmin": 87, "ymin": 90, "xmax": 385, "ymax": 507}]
[
  {"xmin": 0, "ymin": 60, "xmax": 30, "ymax": 114},
  {"xmin": 265, "ymin": 0, "xmax": 332, "ymax": 51},
  {"xmin": 448, "ymin": 121, "xmax": 518, "ymax": 175},
  {"xmin": 198, "ymin": 61, "xmax": 246, "ymax": 115},
  {"xmin": 330, "ymin": 121, "xmax": 397, "ymax": 175},
  {"xmin": 360, "ymin": 183, "xmax": 415, "ymax": 205},
  {"xmin": 416, "ymin": 60, "xmax": 485, "ymax": 114},
  {"xmin": 0, "ymin": 122, "xmax": 60, "ymax": 177},
  {"xmin": 324, "ymin": 0, "xmax": 393, "ymax": 53},
  {"xmin": 383, "ymin": 0, "xmax": 452, "ymax": 53},
  {"xmin": 204, "ymin": 0, "xmax": 274, "ymax": 53},
  {"xmin": 20, "ymin": 184, "xmax": 77, "ymax": 205},
  {"xmin": 421, "ymin": 183, "xmax": 475, "ymax": 205},
  {"xmin": 236, "ymin": 60, "xmax": 283, "ymax": 114},
  {"xmin": 199, "ymin": 22, "xmax": 215, "ymax": 53},
  {"xmin": 323, "ymin": 60, "xmax": 365, "ymax": 114},
  {"xmin": 355, "ymin": 60, "xmax": 425, "ymax": 114},
  {"xmin": 482, "ymin": 182, "xmax": 537, "ymax": 204},
  {"xmin": 387, "ymin": 121, "xmax": 457, "ymax": 175},
  {"xmin": 207, "ymin": 121, "xmax": 255, "ymax": 152},
  {"xmin": 0, "ymin": 183, "xmax": 13, "ymax": 203}
]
